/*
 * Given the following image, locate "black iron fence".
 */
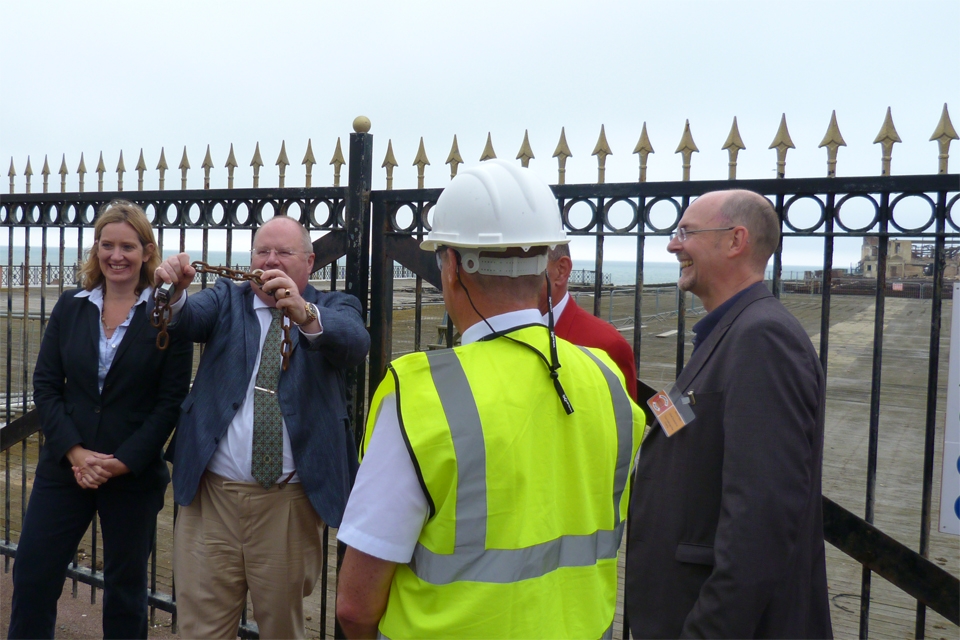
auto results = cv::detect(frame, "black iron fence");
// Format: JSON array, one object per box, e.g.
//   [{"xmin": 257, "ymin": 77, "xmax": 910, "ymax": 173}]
[{"xmin": 2, "ymin": 123, "xmax": 958, "ymax": 638}]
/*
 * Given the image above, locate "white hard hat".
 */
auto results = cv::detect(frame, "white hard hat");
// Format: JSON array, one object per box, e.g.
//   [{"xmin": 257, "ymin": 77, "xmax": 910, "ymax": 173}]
[{"xmin": 421, "ymin": 160, "xmax": 568, "ymax": 276}]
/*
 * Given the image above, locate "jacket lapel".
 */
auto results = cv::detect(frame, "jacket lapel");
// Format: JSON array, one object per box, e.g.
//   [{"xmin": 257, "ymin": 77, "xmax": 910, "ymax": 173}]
[
  {"xmin": 674, "ymin": 284, "xmax": 772, "ymax": 391},
  {"xmin": 243, "ymin": 284, "xmax": 262, "ymax": 378}
]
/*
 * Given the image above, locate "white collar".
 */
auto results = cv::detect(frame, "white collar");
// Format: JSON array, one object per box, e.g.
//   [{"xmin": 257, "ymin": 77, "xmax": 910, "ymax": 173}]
[
  {"xmin": 460, "ymin": 309, "xmax": 546, "ymax": 345},
  {"xmin": 76, "ymin": 285, "xmax": 153, "ymax": 306},
  {"xmin": 541, "ymin": 292, "xmax": 570, "ymax": 324}
]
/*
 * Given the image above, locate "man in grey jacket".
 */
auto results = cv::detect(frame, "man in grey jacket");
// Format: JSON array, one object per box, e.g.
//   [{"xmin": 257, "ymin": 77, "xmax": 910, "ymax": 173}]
[
  {"xmin": 625, "ymin": 190, "xmax": 832, "ymax": 638},
  {"xmin": 156, "ymin": 216, "xmax": 369, "ymax": 638}
]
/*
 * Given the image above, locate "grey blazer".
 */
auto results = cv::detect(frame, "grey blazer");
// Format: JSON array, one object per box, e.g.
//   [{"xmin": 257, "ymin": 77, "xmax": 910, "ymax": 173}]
[
  {"xmin": 166, "ymin": 278, "xmax": 369, "ymax": 527},
  {"xmin": 626, "ymin": 283, "xmax": 832, "ymax": 638}
]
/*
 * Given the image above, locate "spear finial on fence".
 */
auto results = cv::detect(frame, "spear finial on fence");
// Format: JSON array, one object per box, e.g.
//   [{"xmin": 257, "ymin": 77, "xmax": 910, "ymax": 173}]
[
  {"xmin": 156, "ymin": 148, "xmax": 167, "ymax": 191},
  {"xmin": 480, "ymin": 133, "xmax": 497, "ymax": 161},
  {"xmin": 330, "ymin": 138, "xmax": 346, "ymax": 187},
  {"xmin": 722, "ymin": 117, "xmax": 746, "ymax": 180},
  {"xmin": 251, "ymin": 143, "xmax": 263, "ymax": 188},
  {"xmin": 633, "ymin": 123, "xmax": 654, "ymax": 183},
  {"xmin": 276, "ymin": 140, "xmax": 289, "ymax": 188},
  {"xmin": 382, "ymin": 140, "xmax": 397, "ymax": 190},
  {"xmin": 873, "ymin": 107, "xmax": 900, "ymax": 176},
  {"xmin": 59, "ymin": 154, "xmax": 68, "ymax": 193},
  {"xmin": 96, "ymin": 152, "xmax": 106, "ymax": 192},
  {"xmin": 24, "ymin": 156, "xmax": 33, "ymax": 194},
  {"xmin": 179, "ymin": 146, "xmax": 190, "ymax": 189},
  {"xmin": 768, "ymin": 114, "xmax": 795, "ymax": 179},
  {"xmin": 553, "ymin": 127, "xmax": 572, "ymax": 185},
  {"xmin": 446, "ymin": 135, "xmax": 463, "ymax": 180},
  {"xmin": 592, "ymin": 125, "xmax": 612, "ymax": 184},
  {"xmin": 930, "ymin": 103, "xmax": 957, "ymax": 175},
  {"xmin": 675, "ymin": 120, "xmax": 699, "ymax": 181},
  {"xmin": 136, "ymin": 149, "xmax": 147, "ymax": 191},
  {"xmin": 413, "ymin": 138, "xmax": 430, "ymax": 189},
  {"xmin": 202, "ymin": 145, "xmax": 214, "ymax": 189},
  {"xmin": 225, "ymin": 144, "xmax": 238, "ymax": 189},
  {"xmin": 78, "ymin": 153, "xmax": 87, "ymax": 193},
  {"xmin": 818, "ymin": 111, "xmax": 846, "ymax": 178},
  {"xmin": 302, "ymin": 139, "xmax": 316, "ymax": 188},
  {"xmin": 517, "ymin": 130, "xmax": 535, "ymax": 168},
  {"xmin": 42, "ymin": 155, "xmax": 50, "ymax": 193},
  {"xmin": 116, "ymin": 151, "xmax": 126, "ymax": 192},
  {"xmin": 7, "ymin": 157, "xmax": 15, "ymax": 194}
]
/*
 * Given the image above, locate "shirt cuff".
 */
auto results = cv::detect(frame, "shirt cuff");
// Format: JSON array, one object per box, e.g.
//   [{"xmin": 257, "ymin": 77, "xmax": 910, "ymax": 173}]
[
  {"xmin": 168, "ymin": 289, "xmax": 187, "ymax": 324},
  {"xmin": 297, "ymin": 311, "xmax": 323, "ymax": 341}
]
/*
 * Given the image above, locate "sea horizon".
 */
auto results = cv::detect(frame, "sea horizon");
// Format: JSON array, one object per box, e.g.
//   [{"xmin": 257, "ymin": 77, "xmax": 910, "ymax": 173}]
[{"xmin": 1, "ymin": 244, "xmax": 825, "ymax": 286}]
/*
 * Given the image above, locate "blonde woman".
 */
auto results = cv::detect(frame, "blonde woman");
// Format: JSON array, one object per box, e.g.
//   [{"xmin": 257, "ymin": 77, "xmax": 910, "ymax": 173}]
[{"xmin": 8, "ymin": 200, "xmax": 192, "ymax": 639}]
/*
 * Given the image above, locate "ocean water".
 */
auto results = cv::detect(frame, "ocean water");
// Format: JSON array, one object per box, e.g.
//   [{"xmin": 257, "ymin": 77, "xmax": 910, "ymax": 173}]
[
  {"xmin": 1, "ymin": 246, "xmax": 820, "ymax": 286},
  {"xmin": 574, "ymin": 260, "xmax": 822, "ymax": 286}
]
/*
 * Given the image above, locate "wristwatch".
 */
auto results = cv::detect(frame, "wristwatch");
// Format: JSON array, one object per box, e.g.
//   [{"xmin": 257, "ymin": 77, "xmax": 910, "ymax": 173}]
[{"xmin": 297, "ymin": 302, "xmax": 319, "ymax": 326}]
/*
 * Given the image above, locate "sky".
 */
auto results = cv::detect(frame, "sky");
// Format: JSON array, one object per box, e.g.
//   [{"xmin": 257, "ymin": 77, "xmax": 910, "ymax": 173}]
[{"xmin": 1, "ymin": 0, "xmax": 958, "ymax": 267}]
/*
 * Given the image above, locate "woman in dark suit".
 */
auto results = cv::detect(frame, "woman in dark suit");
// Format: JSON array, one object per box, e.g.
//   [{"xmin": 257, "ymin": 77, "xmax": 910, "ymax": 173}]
[{"xmin": 8, "ymin": 200, "xmax": 193, "ymax": 639}]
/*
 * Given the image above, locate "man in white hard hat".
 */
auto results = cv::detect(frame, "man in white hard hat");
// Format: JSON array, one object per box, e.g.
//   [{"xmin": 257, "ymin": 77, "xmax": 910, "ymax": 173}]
[{"xmin": 336, "ymin": 159, "xmax": 644, "ymax": 639}]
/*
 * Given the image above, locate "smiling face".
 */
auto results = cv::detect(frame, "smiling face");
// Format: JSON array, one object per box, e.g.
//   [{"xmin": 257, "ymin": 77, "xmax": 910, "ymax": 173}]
[
  {"xmin": 667, "ymin": 192, "xmax": 730, "ymax": 300},
  {"xmin": 96, "ymin": 221, "xmax": 153, "ymax": 291},
  {"xmin": 251, "ymin": 217, "xmax": 315, "ymax": 292}
]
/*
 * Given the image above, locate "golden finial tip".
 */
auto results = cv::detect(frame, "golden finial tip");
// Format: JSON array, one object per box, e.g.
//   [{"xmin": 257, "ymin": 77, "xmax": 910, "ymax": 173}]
[{"xmin": 353, "ymin": 116, "xmax": 371, "ymax": 133}]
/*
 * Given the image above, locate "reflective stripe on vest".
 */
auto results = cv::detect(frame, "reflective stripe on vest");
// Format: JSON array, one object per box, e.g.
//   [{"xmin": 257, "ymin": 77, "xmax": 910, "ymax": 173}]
[
  {"xmin": 577, "ymin": 346, "xmax": 634, "ymax": 526},
  {"xmin": 406, "ymin": 347, "xmax": 633, "ymax": 586}
]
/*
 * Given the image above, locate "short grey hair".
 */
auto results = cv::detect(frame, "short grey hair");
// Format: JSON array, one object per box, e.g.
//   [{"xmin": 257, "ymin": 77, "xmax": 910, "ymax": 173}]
[
  {"xmin": 547, "ymin": 243, "xmax": 570, "ymax": 262},
  {"xmin": 717, "ymin": 190, "xmax": 780, "ymax": 269}
]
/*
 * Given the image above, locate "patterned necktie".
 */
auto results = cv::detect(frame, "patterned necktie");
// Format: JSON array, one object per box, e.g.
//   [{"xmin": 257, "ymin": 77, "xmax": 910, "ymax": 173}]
[{"xmin": 252, "ymin": 309, "xmax": 284, "ymax": 488}]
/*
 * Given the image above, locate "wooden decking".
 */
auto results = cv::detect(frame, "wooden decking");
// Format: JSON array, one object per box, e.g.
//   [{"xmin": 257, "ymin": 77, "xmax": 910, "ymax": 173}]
[{"xmin": 1, "ymin": 287, "xmax": 958, "ymax": 638}]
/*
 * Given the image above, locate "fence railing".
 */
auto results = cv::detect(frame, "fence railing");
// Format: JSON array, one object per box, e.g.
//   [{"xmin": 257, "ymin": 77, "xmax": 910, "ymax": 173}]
[{"xmin": 2, "ymin": 112, "xmax": 959, "ymax": 638}]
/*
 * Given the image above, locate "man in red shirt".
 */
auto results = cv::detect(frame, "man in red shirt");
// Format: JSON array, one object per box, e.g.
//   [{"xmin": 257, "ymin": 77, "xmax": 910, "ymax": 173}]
[{"xmin": 539, "ymin": 244, "xmax": 638, "ymax": 401}]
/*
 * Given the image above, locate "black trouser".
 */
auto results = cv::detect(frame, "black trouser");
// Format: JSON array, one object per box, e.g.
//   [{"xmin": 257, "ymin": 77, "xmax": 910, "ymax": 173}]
[{"xmin": 8, "ymin": 474, "xmax": 164, "ymax": 639}]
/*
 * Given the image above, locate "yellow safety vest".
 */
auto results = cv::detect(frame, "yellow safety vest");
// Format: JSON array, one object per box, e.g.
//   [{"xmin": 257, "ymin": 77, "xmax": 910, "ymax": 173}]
[{"xmin": 362, "ymin": 325, "xmax": 644, "ymax": 639}]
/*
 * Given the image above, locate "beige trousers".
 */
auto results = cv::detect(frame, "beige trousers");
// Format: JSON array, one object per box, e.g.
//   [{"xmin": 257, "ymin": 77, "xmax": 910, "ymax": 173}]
[{"xmin": 173, "ymin": 472, "xmax": 325, "ymax": 639}]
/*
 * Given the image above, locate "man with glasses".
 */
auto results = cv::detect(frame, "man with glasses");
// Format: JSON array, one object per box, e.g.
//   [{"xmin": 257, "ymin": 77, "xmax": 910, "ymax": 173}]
[
  {"xmin": 625, "ymin": 190, "xmax": 832, "ymax": 638},
  {"xmin": 154, "ymin": 215, "xmax": 370, "ymax": 638}
]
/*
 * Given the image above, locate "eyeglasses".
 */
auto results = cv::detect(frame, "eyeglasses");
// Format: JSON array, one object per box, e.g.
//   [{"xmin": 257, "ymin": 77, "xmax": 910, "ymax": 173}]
[
  {"xmin": 669, "ymin": 226, "xmax": 735, "ymax": 243},
  {"xmin": 252, "ymin": 247, "xmax": 301, "ymax": 259}
]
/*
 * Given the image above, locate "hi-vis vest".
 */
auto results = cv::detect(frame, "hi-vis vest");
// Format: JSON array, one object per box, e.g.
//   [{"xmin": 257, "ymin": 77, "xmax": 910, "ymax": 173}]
[{"xmin": 362, "ymin": 325, "xmax": 644, "ymax": 639}]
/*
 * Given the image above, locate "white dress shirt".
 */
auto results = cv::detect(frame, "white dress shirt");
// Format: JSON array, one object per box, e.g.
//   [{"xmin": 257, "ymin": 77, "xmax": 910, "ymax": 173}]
[
  {"xmin": 170, "ymin": 288, "xmax": 323, "ymax": 484},
  {"xmin": 76, "ymin": 285, "xmax": 152, "ymax": 393}
]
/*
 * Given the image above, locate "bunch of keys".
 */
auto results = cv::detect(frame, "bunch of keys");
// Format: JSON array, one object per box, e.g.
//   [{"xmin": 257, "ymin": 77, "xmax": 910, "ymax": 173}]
[{"xmin": 151, "ymin": 261, "xmax": 294, "ymax": 371}]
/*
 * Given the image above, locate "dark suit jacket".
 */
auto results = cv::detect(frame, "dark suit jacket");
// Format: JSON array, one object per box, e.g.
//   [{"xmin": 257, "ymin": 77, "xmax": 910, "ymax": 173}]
[
  {"xmin": 626, "ymin": 283, "xmax": 832, "ymax": 638},
  {"xmin": 167, "ymin": 279, "xmax": 369, "ymax": 527},
  {"xmin": 555, "ymin": 297, "xmax": 638, "ymax": 401},
  {"xmin": 33, "ymin": 288, "xmax": 193, "ymax": 491}
]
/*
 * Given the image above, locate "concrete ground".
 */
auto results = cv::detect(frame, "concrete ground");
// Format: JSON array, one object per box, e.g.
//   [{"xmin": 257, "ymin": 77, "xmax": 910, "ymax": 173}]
[{"xmin": 0, "ymin": 565, "xmax": 177, "ymax": 639}]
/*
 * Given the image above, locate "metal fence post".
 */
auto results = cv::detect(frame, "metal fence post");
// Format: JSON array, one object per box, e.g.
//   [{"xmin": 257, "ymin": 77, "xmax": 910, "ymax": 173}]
[{"xmin": 344, "ymin": 118, "xmax": 373, "ymax": 447}]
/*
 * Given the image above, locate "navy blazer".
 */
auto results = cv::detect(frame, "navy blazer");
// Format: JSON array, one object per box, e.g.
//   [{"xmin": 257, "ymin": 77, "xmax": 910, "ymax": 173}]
[
  {"xmin": 33, "ymin": 288, "xmax": 193, "ymax": 491},
  {"xmin": 167, "ymin": 279, "xmax": 369, "ymax": 527},
  {"xmin": 626, "ymin": 283, "xmax": 832, "ymax": 638}
]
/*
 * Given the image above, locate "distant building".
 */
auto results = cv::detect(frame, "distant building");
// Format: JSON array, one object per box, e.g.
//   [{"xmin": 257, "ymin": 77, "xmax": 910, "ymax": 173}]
[{"xmin": 858, "ymin": 238, "xmax": 960, "ymax": 278}]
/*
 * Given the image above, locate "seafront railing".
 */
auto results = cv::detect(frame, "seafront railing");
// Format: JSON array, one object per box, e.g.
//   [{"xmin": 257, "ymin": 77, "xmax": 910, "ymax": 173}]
[{"xmin": 2, "ymin": 109, "xmax": 959, "ymax": 638}]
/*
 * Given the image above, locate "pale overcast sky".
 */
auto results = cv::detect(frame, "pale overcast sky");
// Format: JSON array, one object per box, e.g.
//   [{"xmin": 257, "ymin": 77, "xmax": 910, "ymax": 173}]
[{"xmin": 1, "ymin": 0, "xmax": 957, "ymax": 266}]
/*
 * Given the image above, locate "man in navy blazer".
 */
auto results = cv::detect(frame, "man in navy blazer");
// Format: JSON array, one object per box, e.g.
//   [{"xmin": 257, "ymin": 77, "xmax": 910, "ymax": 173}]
[
  {"xmin": 625, "ymin": 190, "xmax": 832, "ymax": 638},
  {"xmin": 156, "ymin": 216, "xmax": 370, "ymax": 638}
]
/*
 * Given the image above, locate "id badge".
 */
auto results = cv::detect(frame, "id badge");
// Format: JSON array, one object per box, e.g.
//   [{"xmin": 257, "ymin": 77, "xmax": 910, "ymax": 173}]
[{"xmin": 647, "ymin": 384, "xmax": 696, "ymax": 437}]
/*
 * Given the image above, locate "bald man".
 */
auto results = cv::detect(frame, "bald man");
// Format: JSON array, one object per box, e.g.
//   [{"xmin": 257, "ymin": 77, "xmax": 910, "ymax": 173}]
[{"xmin": 625, "ymin": 190, "xmax": 832, "ymax": 638}]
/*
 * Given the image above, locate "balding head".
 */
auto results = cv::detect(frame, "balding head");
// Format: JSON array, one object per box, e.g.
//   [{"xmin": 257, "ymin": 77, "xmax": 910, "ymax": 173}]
[{"xmin": 716, "ymin": 190, "xmax": 780, "ymax": 272}]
